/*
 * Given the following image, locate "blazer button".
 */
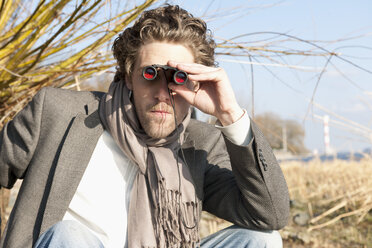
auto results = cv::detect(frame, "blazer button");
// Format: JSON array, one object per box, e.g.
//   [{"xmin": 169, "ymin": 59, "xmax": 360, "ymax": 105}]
[
  {"xmin": 259, "ymin": 157, "xmax": 268, "ymax": 171},
  {"xmin": 262, "ymin": 162, "xmax": 268, "ymax": 171}
]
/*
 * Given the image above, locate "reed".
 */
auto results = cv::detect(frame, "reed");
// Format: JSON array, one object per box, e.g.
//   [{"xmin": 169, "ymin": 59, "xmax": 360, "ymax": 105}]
[{"xmin": 0, "ymin": 0, "xmax": 157, "ymax": 127}]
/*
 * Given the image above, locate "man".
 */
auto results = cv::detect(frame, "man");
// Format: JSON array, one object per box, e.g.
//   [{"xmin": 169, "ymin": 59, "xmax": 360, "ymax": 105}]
[{"xmin": 0, "ymin": 5, "xmax": 289, "ymax": 248}]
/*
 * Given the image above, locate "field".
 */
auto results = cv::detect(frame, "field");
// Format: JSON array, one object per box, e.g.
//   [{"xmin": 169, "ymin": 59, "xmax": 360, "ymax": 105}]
[
  {"xmin": 200, "ymin": 158, "xmax": 372, "ymax": 247},
  {"xmin": 1, "ymin": 159, "xmax": 371, "ymax": 247}
]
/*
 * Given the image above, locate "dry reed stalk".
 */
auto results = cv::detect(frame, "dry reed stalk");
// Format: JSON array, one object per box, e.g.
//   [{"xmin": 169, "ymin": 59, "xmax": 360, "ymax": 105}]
[
  {"xmin": 308, "ymin": 205, "xmax": 372, "ymax": 231},
  {"xmin": 320, "ymin": 187, "xmax": 370, "ymax": 205},
  {"xmin": 310, "ymin": 200, "xmax": 347, "ymax": 224}
]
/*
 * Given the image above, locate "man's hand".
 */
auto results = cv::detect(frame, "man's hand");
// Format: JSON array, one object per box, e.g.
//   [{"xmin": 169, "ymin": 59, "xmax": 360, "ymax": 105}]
[{"xmin": 168, "ymin": 61, "xmax": 244, "ymax": 126}]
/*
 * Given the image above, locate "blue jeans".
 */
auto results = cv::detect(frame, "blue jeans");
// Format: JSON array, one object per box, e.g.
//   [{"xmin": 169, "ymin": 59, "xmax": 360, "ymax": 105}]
[
  {"xmin": 35, "ymin": 221, "xmax": 282, "ymax": 247},
  {"xmin": 200, "ymin": 225, "xmax": 282, "ymax": 248},
  {"xmin": 34, "ymin": 221, "xmax": 104, "ymax": 248}
]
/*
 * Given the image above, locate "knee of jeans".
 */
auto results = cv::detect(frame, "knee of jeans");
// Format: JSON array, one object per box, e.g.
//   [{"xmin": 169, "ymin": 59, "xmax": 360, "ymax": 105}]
[
  {"xmin": 48, "ymin": 220, "xmax": 96, "ymax": 239},
  {"xmin": 50, "ymin": 220, "xmax": 83, "ymax": 233},
  {"xmin": 235, "ymin": 228, "xmax": 283, "ymax": 248},
  {"xmin": 36, "ymin": 220, "xmax": 103, "ymax": 248}
]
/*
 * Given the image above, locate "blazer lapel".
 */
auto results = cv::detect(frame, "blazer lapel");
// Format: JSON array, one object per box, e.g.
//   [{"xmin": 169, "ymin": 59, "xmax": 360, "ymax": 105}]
[
  {"xmin": 181, "ymin": 133, "xmax": 195, "ymax": 167},
  {"xmin": 181, "ymin": 133, "xmax": 206, "ymax": 200},
  {"xmin": 40, "ymin": 99, "xmax": 104, "ymax": 232}
]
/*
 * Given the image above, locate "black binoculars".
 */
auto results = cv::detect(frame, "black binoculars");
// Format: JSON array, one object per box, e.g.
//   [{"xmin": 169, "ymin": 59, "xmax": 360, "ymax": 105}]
[{"xmin": 142, "ymin": 64, "xmax": 188, "ymax": 85}]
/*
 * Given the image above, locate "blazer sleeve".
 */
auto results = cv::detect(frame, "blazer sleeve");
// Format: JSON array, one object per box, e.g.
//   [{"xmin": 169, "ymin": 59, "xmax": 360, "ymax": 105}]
[
  {"xmin": 202, "ymin": 120, "xmax": 290, "ymax": 230},
  {"xmin": 0, "ymin": 88, "xmax": 46, "ymax": 189}
]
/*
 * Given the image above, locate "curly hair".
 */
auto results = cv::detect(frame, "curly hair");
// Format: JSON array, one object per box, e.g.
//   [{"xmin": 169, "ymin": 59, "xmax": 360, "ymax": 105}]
[{"xmin": 112, "ymin": 5, "xmax": 216, "ymax": 80}]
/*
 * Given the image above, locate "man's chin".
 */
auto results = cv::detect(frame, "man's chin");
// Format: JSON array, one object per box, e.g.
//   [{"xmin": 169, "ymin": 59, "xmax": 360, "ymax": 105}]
[{"xmin": 143, "ymin": 122, "xmax": 175, "ymax": 139}]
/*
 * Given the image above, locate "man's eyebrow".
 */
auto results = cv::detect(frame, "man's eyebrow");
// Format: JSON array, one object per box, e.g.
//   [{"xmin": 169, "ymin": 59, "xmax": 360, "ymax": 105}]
[
  {"xmin": 136, "ymin": 66, "xmax": 145, "ymax": 72},
  {"xmin": 139, "ymin": 64, "xmax": 151, "ymax": 69}
]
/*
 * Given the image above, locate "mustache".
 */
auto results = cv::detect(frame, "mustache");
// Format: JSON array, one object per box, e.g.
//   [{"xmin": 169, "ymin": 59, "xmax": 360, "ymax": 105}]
[{"xmin": 149, "ymin": 103, "xmax": 174, "ymax": 113}]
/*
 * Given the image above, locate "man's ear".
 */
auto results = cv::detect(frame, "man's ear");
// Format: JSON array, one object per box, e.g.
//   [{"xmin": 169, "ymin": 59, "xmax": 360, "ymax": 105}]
[{"xmin": 125, "ymin": 75, "xmax": 133, "ymax": 90}]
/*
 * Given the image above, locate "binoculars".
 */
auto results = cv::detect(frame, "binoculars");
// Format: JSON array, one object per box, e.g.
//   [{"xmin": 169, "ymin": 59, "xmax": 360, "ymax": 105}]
[{"xmin": 142, "ymin": 64, "xmax": 188, "ymax": 85}]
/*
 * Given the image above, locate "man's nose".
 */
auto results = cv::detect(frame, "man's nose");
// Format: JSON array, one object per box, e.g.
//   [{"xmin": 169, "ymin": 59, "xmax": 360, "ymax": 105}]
[{"xmin": 154, "ymin": 71, "xmax": 171, "ymax": 102}]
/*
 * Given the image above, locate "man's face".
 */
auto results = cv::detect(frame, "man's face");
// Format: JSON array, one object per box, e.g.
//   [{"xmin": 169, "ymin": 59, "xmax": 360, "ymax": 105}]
[{"xmin": 126, "ymin": 41, "xmax": 195, "ymax": 138}]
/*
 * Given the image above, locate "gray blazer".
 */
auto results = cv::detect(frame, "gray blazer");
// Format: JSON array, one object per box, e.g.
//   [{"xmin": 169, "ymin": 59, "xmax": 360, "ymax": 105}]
[{"xmin": 0, "ymin": 87, "xmax": 289, "ymax": 248}]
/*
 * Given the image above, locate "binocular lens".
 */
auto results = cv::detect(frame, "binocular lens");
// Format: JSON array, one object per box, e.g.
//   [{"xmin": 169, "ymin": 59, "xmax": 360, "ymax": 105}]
[
  {"xmin": 174, "ymin": 71, "xmax": 187, "ymax": 85},
  {"xmin": 143, "ymin": 66, "xmax": 157, "ymax": 80}
]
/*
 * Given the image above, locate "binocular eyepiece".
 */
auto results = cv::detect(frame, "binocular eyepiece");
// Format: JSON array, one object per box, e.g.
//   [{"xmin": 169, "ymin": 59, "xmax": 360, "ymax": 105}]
[{"xmin": 142, "ymin": 64, "xmax": 188, "ymax": 85}]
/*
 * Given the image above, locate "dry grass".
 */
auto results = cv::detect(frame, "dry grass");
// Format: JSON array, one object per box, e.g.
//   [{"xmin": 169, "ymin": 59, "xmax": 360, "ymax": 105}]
[
  {"xmin": 201, "ymin": 158, "xmax": 372, "ymax": 247},
  {"xmin": 281, "ymin": 158, "xmax": 372, "ymax": 247}
]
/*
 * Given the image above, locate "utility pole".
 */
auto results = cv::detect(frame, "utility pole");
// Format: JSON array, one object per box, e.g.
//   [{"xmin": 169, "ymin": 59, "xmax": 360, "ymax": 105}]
[{"xmin": 323, "ymin": 115, "xmax": 332, "ymax": 155}]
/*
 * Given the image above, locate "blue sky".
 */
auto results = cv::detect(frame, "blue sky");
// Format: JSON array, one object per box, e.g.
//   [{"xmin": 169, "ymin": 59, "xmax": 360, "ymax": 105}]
[
  {"xmin": 164, "ymin": 0, "xmax": 372, "ymax": 153},
  {"xmin": 9, "ymin": 0, "xmax": 372, "ymax": 153}
]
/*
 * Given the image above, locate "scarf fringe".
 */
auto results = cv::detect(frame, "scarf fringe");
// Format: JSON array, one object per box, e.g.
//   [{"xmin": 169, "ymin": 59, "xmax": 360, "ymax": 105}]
[{"xmin": 154, "ymin": 178, "xmax": 200, "ymax": 248}]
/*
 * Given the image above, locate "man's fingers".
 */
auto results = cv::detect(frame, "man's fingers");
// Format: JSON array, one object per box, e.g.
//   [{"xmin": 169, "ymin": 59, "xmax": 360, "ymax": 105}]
[
  {"xmin": 187, "ymin": 70, "xmax": 222, "ymax": 82},
  {"xmin": 168, "ymin": 60, "xmax": 219, "ymax": 74}
]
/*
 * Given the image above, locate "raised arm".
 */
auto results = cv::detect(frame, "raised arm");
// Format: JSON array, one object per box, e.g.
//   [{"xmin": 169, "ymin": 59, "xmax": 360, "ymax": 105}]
[{"xmin": 168, "ymin": 61, "xmax": 289, "ymax": 230}]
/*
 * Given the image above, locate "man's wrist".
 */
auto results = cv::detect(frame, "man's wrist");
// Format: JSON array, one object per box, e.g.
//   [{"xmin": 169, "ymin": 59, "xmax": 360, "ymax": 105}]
[
  {"xmin": 215, "ymin": 109, "xmax": 252, "ymax": 145},
  {"xmin": 218, "ymin": 106, "xmax": 245, "ymax": 126}
]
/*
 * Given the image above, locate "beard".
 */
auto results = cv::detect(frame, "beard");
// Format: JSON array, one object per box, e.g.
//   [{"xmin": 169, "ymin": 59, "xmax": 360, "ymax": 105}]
[{"xmin": 136, "ymin": 102, "xmax": 177, "ymax": 139}]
